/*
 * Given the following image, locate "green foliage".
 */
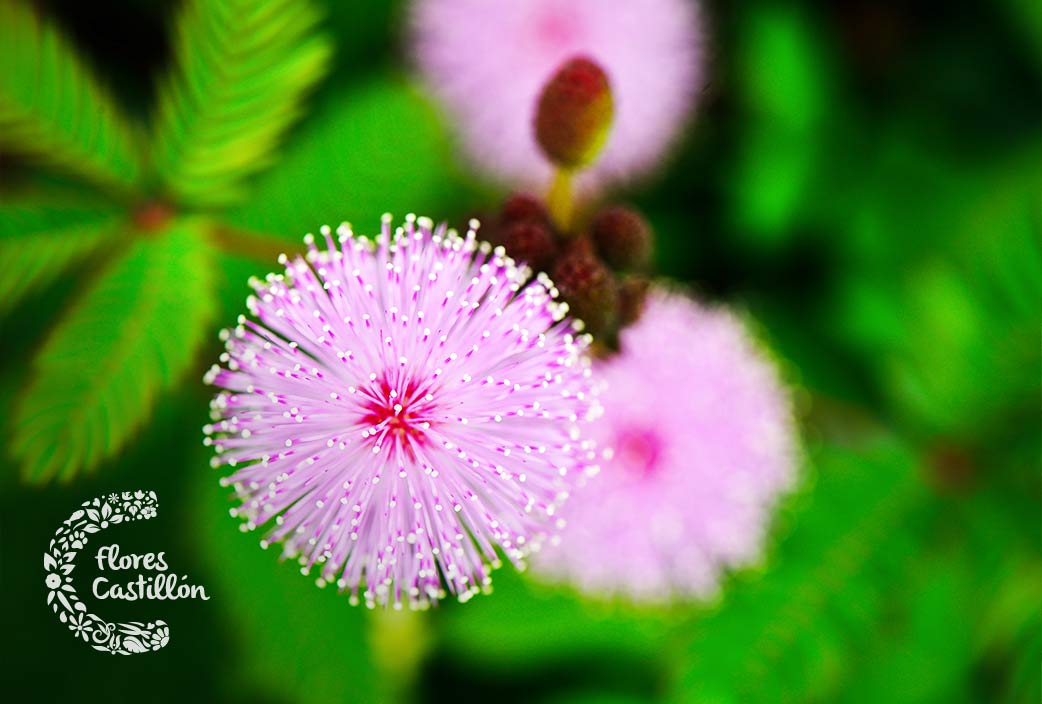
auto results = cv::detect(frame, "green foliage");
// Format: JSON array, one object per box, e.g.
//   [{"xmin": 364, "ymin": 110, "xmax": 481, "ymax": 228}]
[
  {"xmin": 0, "ymin": 197, "xmax": 123, "ymax": 313},
  {"xmin": 674, "ymin": 437, "xmax": 926, "ymax": 704},
  {"xmin": 12, "ymin": 218, "xmax": 217, "ymax": 483},
  {"xmin": 431, "ymin": 568, "xmax": 671, "ymax": 702},
  {"xmin": 730, "ymin": 6, "xmax": 832, "ymax": 241},
  {"xmin": 0, "ymin": 0, "xmax": 141, "ymax": 192},
  {"xmin": 1005, "ymin": 611, "xmax": 1042, "ymax": 703},
  {"xmin": 225, "ymin": 78, "xmax": 459, "ymax": 238},
  {"xmin": 1, "ymin": 0, "xmax": 338, "ymax": 484},
  {"xmin": 740, "ymin": 8, "xmax": 827, "ymax": 129},
  {"xmin": 542, "ymin": 695, "xmax": 650, "ymax": 704},
  {"xmin": 832, "ymin": 155, "xmax": 1042, "ymax": 439},
  {"xmin": 437, "ymin": 567, "xmax": 668, "ymax": 667},
  {"xmin": 1003, "ymin": 0, "xmax": 1042, "ymax": 67},
  {"xmin": 152, "ymin": 0, "xmax": 332, "ymax": 208},
  {"xmin": 836, "ymin": 555, "xmax": 975, "ymax": 704}
]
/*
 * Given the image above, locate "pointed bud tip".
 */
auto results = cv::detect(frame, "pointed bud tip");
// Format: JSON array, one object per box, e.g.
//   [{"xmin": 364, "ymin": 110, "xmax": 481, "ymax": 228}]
[{"xmin": 534, "ymin": 56, "xmax": 614, "ymax": 170}]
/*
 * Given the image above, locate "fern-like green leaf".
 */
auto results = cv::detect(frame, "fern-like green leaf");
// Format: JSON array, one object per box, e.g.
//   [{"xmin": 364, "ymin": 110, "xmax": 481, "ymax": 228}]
[
  {"xmin": 673, "ymin": 437, "xmax": 926, "ymax": 704},
  {"xmin": 833, "ymin": 153, "xmax": 1042, "ymax": 440},
  {"xmin": 152, "ymin": 0, "xmax": 332, "ymax": 208},
  {"xmin": 12, "ymin": 217, "xmax": 217, "ymax": 483},
  {"xmin": 0, "ymin": 198, "xmax": 124, "ymax": 313},
  {"xmin": 0, "ymin": 1, "xmax": 141, "ymax": 191}
]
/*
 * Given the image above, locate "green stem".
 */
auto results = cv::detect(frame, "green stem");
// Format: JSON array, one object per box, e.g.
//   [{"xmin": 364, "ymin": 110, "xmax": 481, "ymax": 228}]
[
  {"xmin": 369, "ymin": 608, "xmax": 430, "ymax": 703},
  {"xmin": 547, "ymin": 167, "xmax": 576, "ymax": 234}
]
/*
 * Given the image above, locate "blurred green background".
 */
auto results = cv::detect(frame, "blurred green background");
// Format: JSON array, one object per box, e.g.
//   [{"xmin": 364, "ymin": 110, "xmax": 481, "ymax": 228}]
[{"xmin": 0, "ymin": 0, "xmax": 1039, "ymax": 702}]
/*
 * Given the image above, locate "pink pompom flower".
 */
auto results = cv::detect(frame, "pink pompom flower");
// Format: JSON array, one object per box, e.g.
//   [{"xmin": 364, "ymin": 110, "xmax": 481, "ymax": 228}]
[
  {"xmin": 412, "ymin": 0, "xmax": 704, "ymax": 190},
  {"xmin": 205, "ymin": 215, "xmax": 599, "ymax": 609},
  {"xmin": 535, "ymin": 289, "xmax": 797, "ymax": 601}
]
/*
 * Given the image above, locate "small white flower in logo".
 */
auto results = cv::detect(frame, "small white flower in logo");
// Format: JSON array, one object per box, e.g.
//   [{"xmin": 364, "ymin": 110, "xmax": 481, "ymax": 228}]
[
  {"xmin": 68, "ymin": 613, "xmax": 93, "ymax": 641},
  {"xmin": 45, "ymin": 569, "xmax": 76, "ymax": 613},
  {"xmin": 141, "ymin": 505, "xmax": 157, "ymax": 520}
]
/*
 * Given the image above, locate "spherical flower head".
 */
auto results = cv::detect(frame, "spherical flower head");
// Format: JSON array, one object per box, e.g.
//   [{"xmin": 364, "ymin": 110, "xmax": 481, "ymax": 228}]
[
  {"xmin": 204, "ymin": 215, "xmax": 600, "ymax": 609},
  {"xmin": 412, "ymin": 0, "xmax": 703, "ymax": 191},
  {"xmin": 534, "ymin": 289, "xmax": 797, "ymax": 602}
]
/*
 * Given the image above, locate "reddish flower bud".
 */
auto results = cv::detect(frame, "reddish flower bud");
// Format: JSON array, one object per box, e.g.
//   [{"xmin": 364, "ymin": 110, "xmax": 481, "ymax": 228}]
[
  {"xmin": 552, "ymin": 240, "xmax": 618, "ymax": 337},
  {"xmin": 499, "ymin": 193, "xmax": 549, "ymax": 225},
  {"xmin": 501, "ymin": 220, "xmax": 557, "ymax": 273},
  {"xmin": 534, "ymin": 56, "xmax": 614, "ymax": 170},
  {"xmin": 591, "ymin": 206, "xmax": 653, "ymax": 271}
]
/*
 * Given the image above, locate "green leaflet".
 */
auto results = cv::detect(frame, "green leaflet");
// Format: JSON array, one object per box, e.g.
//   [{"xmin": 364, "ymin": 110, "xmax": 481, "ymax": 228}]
[
  {"xmin": 1004, "ymin": 613, "xmax": 1042, "ymax": 704},
  {"xmin": 837, "ymin": 445, "xmax": 1041, "ymax": 704},
  {"xmin": 152, "ymin": 0, "xmax": 332, "ymax": 208},
  {"xmin": 832, "ymin": 154, "xmax": 1042, "ymax": 439},
  {"xmin": 224, "ymin": 77, "xmax": 459, "ymax": 240},
  {"xmin": 0, "ymin": 198, "xmax": 124, "ymax": 314},
  {"xmin": 673, "ymin": 437, "xmax": 925, "ymax": 704},
  {"xmin": 0, "ymin": 1, "xmax": 141, "ymax": 192},
  {"xmin": 836, "ymin": 555, "xmax": 976, "ymax": 704},
  {"xmin": 730, "ymin": 7, "xmax": 832, "ymax": 241},
  {"xmin": 12, "ymin": 217, "xmax": 217, "ymax": 483}
]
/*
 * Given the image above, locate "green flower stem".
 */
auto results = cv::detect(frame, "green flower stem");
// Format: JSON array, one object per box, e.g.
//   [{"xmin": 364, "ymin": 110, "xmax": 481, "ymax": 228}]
[
  {"xmin": 547, "ymin": 166, "xmax": 576, "ymax": 234},
  {"xmin": 369, "ymin": 608, "xmax": 431, "ymax": 703}
]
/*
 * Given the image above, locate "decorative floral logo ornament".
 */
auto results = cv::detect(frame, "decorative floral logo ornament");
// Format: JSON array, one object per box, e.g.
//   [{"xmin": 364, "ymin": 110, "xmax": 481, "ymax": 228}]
[{"xmin": 44, "ymin": 491, "xmax": 170, "ymax": 655}]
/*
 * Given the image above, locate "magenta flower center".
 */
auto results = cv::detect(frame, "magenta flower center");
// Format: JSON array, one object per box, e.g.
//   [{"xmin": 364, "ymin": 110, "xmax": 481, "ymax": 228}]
[
  {"xmin": 616, "ymin": 427, "xmax": 663, "ymax": 476},
  {"xmin": 533, "ymin": 7, "xmax": 583, "ymax": 48},
  {"xmin": 360, "ymin": 377, "xmax": 435, "ymax": 452}
]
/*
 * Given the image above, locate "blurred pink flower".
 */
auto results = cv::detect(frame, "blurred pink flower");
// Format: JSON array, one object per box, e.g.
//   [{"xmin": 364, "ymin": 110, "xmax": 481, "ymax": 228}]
[
  {"xmin": 412, "ymin": 0, "xmax": 703, "ymax": 191},
  {"xmin": 535, "ymin": 289, "xmax": 797, "ymax": 601},
  {"xmin": 205, "ymin": 215, "xmax": 599, "ymax": 608}
]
